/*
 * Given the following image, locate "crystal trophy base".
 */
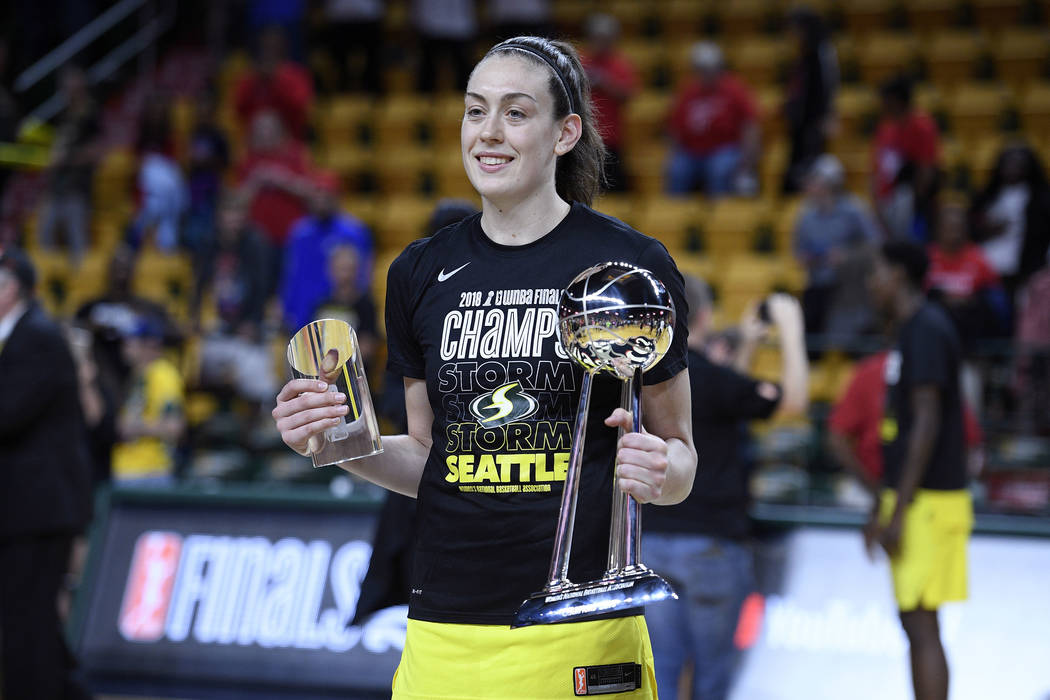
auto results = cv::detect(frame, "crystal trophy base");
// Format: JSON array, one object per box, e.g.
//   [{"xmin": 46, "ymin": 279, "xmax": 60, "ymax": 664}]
[{"xmin": 511, "ymin": 567, "xmax": 677, "ymax": 628}]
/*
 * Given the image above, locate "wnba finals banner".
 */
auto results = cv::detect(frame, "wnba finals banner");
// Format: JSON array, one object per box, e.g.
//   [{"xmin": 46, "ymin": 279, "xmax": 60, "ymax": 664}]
[{"xmin": 73, "ymin": 488, "xmax": 404, "ymax": 698}]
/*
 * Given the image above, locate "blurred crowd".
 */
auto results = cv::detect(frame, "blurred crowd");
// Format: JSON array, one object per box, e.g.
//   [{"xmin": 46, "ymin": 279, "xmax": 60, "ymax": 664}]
[{"xmin": 0, "ymin": 0, "xmax": 1048, "ymax": 494}]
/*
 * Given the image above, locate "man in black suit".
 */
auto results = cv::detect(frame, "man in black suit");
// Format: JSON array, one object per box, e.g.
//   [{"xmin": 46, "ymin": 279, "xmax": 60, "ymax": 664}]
[{"xmin": 0, "ymin": 247, "xmax": 94, "ymax": 699}]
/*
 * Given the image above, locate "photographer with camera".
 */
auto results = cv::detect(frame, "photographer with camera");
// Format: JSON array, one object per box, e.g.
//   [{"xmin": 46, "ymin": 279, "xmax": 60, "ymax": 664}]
[{"xmin": 643, "ymin": 279, "xmax": 808, "ymax": 700}]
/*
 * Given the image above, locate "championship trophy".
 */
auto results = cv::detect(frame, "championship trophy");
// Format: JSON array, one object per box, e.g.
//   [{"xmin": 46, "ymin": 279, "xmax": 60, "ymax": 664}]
[
  {"xmin": 512, "ymin": 262, "xmax": 678, "ymax": 628},
  {"xmin": 287, "ymin": 318, "xmax": 383, "ymax": 467}
]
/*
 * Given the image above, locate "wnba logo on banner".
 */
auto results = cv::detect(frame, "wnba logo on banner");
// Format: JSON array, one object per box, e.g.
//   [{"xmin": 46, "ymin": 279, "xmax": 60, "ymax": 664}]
[{"xmin": 119, "ymin": 531, "xmax": 183, "ymax": 642}]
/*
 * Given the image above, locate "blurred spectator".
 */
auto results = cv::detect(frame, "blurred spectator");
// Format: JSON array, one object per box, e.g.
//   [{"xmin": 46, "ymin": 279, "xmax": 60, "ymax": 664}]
[
  {"xmin": 1014, "ymin": 267, "xmax": 1050, "ymax": 435},
  {"xmin": 828, "ymin": 350, "xmax": 984, "ymax": 498},
  {"xmin": 580, "ymin": 13, "xmax": 639, "ymax": 192},
  {"xmin": 871, "ymin": 74, "xmax": 941, "ymax": 242},
  {"xmin": 111, "ymin": 317, "xmax": 186, "ymax": 486},
  {"xmin": 793, "ymin": 154, "xmax": 879, "ymax": 340},
  {"xmin": 412, "ymin": 0, "xmax": 477, "ymax": 93},
  {"xmin": 234, "ymin": 25, "xmax": 314, "ymax": 140},
  {"xmin": 280, "ymin": 172, "xmax": 373, "ymax": 332},
  {"xmin": 644, "ymin": 279, "xmax": 808, "ymax": 700},
  {"xmin": 926, "ymin": 199, "xmax": 1010, "ymax": 344},
  {"xmin": 425, "ymin": 198, "xmax": 481, "ymax": 236},
  {"xmin": 184, "ymin": 91, "xmax": 231, "ymax": 257},
  {"xmin": 782, "ymin": 6, "xmax": 838, "ymax": 193},
  {"xmin": 195, "ymin": 192, "xmax": 278, "ymax": 405},
  {"xmin": 74, "ymin": 245, "xmax": 176, "ymax": 398},
  {"xmin": 0, "ymin": 247, "xmax": 94, "ymax": 700},
  {"xmin": 247, "ymin": 0, "xmax": 306, "ymax": 61},
  {"xmin": 68, "ymin": 323, "xmax": 118, "ymax": 486},
  {"xmin": 666, "ymin": 42, "xmax": 760, "ymax": 197},
  {"xmin": 37, "ymin": 65, "xmax": 101, "ymax": 264},
  {"xmin": 313, "ymin": 244, "xmax": 379, "ymax": 369},
  {"xmin": 130, "ymin": 95, "xmax": 188, "ymax": 252},
  {"xmin": 969, "ymin": 143, "xmax": 1050, "ymax": 300},
  {"xmin": 237, "ymin": 110, "xmax": 315, "ymax": 255},
  {"xmin": 864, "ymin": 240, "xmax": 971, "ymax": 700},
  {"xmin": 320, "ymin": 0, "xmax": 385, "ymax": 94},
  {"xmin": 487, "ymin": 0, "xmax": 552, "ymax": 40}
]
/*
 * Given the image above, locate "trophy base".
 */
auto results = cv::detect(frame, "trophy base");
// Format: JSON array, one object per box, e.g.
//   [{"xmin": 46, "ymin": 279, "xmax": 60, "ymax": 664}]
[{"xmin": 511, "ymin": 568, "xmax": 677, "ymax": 628}]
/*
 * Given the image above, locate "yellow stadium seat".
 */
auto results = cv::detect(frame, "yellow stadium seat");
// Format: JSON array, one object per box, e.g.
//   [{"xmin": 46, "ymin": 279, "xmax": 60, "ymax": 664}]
[
  {"xmin": 727, "ymin": 38, "xmax": 788, "ymax": 88},
  {"xmin": 969, "ymin": 134, "xmax": 1007, "ymax": 186},
  {"xmin": 432, "ymin": 94, "xmax": 467, "ymax": 149},
  {"xmin": 373, "ymin": 95, "xmax": 433, "ymax": 148},
  {"xmin": 994, "ymin": 29, "xmax": 1050, "ymax": 92},
  {"xmin": 703, "ymin": 198, "xmax": 771, "ymax": 256},
  {"xmin": 132, "ymin": 251, "xmax": 193, "ymax": 318},
  {"xmin": 759, "ymin": 140, "xmax": 788, "ymax": 196},
  {"xmin": 625, "ymin": 143, "xmax": 669, "ymax": 196},
  {"xmin": 972, "ymin": 0, "xmax": 1025, "ymax": 32},
  {"xmin": 835, "ymin": 146, "xmax": 872, "ymax": 195},
  {"xmin": 842, "ymin": 0, "xmax": 895, "ymax": 36},
  {"xmin": 755, "ymin": 86, "xmax": 785, "ymax": 141},
  {"xmin": 926, "ymin": 31, "xmax": 988, "ymax": 85},
  {"xmin": 772, "ymin": 196, "xmax": 805, "ymax": 254},
  {"xmin": 551, "ymin": 0, "xmax": 597, "ymax": 34},
  {"xmin": 340, "ymin": 196, "xmax": 379, "ymax": 231},
  {"xmin": 322, "ymin": 145, "xmax": 374, "ymax": 190},
  {"xmin": 1020, "ymin": 83, "xmax": 1050, "ymax": 142},
  {"xmin": 592, "ymin": 194, "xmax": 640, "ymax": 228},
  {"xmin": 905, "ymin": 0, "xmax": 960, "ymax": 35},
  {"xmin": 373, "ymin": 146, "xmax": 434, "ymax": 195},
  {"xmin": 372, "ymin": 195, "xmax": 437, "ymax": 251},
  {"xmin": 27, "ymin": 249, "xmax": 73, "ymax": 317},
  {"xmin": 660, "ymin": 0, "xmax": 708, "ymax": 41},
  {"xmin": 607, "ymin": 0, "xmax": 651, "ymax": 37},
  {"xmin": 66, "ymin": 250, "xmax": 110, "ymax": 313},
  {"xmin": 858, "ymin": 32, "xmax": 921, "ymax": 85},
  {"xmin": 624, "ymin": 91, "xmax": 672, "ymax": 151},
  {"xmin": 719, "ymin": 0, "xmax": 772, "ymax": 39},
  {"xmin": 674, "ymin": 252, "xmax": 724, "ymax": 291},
  {"xmin": 433, "ymin": 149, "xmax": 476, "ymax": 199},
  {"xmin": 831, "ymin": 87, "xmax": 878, "ymax": 146},
  {"xmin": 317, "ymin": 95, "xmax": 374, "ymax": 148},
  {"xmin": 948, "ymin": 83, "xmax": 1010, "ymax": 144},
  {"xmin": 620, "ymin": 40, "xmax": 668, "ymax": 91},
  {"xmin": 722, "ymin": 253, "xmax": 806, "ymax": 297},
  {"xmin": 637, "ymin": 195, "xmax": 707, "ymax": 250}
]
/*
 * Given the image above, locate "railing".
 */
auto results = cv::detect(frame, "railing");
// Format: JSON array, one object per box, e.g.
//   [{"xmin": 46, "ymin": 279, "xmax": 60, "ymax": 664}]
[{"xmin": 13, "ymin": 0, "xmax": 177, "ymax": 124}]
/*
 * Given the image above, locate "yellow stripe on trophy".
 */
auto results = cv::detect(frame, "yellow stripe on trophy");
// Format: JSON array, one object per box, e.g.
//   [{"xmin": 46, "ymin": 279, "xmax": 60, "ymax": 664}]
[{"xmin": 342, "ymin": 360, "xmax": 360, "ymax": 420}]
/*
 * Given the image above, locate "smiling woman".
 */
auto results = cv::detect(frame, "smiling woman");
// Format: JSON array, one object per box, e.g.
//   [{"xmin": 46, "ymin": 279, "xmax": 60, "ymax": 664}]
[{"xmin": 271, "ymin": 35, "xmax": 697, "ymax": 699}]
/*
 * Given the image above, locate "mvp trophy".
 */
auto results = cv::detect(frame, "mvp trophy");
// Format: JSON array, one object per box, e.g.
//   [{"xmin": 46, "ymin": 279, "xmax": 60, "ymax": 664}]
[
  {"xmin": 513, "ymin": 262, "xmax": 678, "ymax": 628},
  {"xmin": 287, "ymin": 318, "xmax": 383, "ymax": 467}
]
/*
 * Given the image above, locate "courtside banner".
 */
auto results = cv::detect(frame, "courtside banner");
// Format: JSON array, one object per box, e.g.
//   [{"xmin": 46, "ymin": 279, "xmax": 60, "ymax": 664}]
[{"xmin": 74, "ymin": 487, "xmax": 404, "ymax": 696}]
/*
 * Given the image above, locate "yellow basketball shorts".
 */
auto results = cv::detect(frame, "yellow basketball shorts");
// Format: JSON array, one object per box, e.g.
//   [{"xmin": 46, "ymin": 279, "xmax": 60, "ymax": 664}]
[
  {"xmin": 392, "ymin": 615, "xmax": 657, "ymax": 699},
  {"xmin": 879, "ymin": 488, "xmax": 974, "ymax": 612}
]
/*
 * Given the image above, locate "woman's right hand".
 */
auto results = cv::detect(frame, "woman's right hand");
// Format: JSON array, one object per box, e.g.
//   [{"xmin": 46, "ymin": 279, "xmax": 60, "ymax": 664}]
[{"xmin": 272, "ymin": 379, "xmax": 349, "ymax": 456}]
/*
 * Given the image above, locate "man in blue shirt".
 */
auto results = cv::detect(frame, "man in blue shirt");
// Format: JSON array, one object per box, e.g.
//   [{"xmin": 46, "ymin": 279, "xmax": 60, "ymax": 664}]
[{"xmin": 280, "ymin": 173, "xmax": 373, "ymax": 332}]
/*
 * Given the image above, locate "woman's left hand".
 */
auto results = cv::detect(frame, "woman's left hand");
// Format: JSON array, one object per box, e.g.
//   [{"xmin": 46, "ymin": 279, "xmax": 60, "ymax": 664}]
[{"xmin": 604, "ymin": 408, "xmax": 669, "ymax": 504}]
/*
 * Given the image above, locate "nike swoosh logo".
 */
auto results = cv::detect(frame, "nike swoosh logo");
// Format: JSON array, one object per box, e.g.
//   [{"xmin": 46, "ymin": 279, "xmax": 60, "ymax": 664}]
[{"xmin": 437, "ymin": 263, "xmax": 470, "ymax": 282}]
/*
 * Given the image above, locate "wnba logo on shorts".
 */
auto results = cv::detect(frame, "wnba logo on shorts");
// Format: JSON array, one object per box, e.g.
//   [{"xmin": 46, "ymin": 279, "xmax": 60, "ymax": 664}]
[
  {"xmin": 574, "ymin": 667, "xmax": 588, "ymax": 695},
  {"xmin": 118, "ymin": 531, "xmax": 182, "ymax": 642}
]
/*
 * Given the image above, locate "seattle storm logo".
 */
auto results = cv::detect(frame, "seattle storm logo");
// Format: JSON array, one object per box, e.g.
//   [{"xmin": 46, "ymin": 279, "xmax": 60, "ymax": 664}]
[{"xmin": 468, "ymin": 382, "xmax": 539, "ymax": 429}]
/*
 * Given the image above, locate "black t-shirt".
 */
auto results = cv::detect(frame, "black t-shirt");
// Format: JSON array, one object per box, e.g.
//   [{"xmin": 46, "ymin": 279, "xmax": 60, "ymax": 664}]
[
  {"xmin": 385, "ymin": 202, "xmax": 689, "ymax": 625},
  {"xmin": 881, "ymin": 302, "xmax": 966, "ymax": 491},
  {"xmin": 646, "ymin": 349, "xmax": 780, "ymax": 539}
]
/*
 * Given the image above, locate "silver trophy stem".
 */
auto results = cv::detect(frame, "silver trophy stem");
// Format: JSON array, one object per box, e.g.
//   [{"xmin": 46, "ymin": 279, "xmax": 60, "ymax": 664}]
[
  {"xmin": 624, "ymin": 366, "xmax": 644, "ymax": 569},
  {"xmin": 605, "ymin": 379, "xmax": 631, "ymax": 577},
  {"xmin": 546, "ymin": 369, "xmax": 595, "ymax": 590}
]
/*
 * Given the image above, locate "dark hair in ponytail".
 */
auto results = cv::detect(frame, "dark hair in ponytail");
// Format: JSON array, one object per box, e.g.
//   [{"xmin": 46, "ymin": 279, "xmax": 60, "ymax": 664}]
[{"xmin": 482, "ymin": 36, "xmax": 607, "ymax": 206}]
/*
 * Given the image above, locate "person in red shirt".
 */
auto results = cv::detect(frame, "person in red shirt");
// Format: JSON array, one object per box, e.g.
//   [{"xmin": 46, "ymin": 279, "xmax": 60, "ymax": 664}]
[
  {"xmin": 666, "ymin": 41, "xmax": 760, "ymax": 196},
  {"xmin": 580, "ymin": 13, "xmax": 639, "ymax": 192},
  {"xmin": 926, "ymin": 199, "xmax": 1010, "ymax": 342},
  {"xmin": 237, "ymin": 110, "xmax": 315, "ymax": 253},
  {"xmin": 870, "ymin": 74, "xmax": 940, "ymax": 241},
  {"xmin": 234, "ymin": 26, "xmax": 314, "ymax": 141},
  {"xmin": 827, "ymin": 350, "xmax": 983, "ymax": 496}
]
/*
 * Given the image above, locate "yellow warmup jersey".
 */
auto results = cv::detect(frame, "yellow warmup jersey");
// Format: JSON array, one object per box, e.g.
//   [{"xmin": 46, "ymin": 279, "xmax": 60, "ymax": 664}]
[
  {"xmin": 879, "ymin": 488, "xmax": 973, "ymax": 611},
  {"xmin": 112, "ymin": 357, "xmax": 184, "ymax": 480},
  {"xmin": 393, "ymin": 616, "xmax": 657, "ymax": 699}
]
